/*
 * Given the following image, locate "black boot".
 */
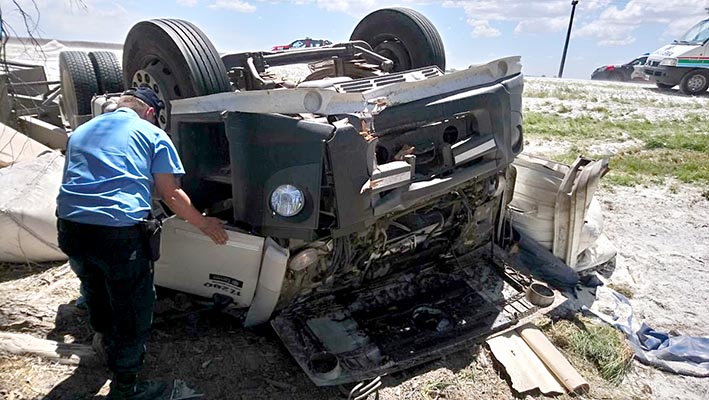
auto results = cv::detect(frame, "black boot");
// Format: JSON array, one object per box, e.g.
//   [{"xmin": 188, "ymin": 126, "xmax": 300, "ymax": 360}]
[{"xmin": 107, "ymin": 374, "xmax": 167, "ymax": 400}]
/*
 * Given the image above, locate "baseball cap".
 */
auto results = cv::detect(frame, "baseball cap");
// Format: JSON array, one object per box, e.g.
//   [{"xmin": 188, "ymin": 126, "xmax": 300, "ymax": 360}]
[{"xmin": 122, "ymin": 85, "xmax": 165, "ymax": 113}]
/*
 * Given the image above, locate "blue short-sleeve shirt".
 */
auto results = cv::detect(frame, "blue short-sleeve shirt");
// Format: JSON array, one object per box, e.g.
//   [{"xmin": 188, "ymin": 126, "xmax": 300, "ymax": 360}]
[{"xmin": 57, "ymin": 108, "xmax": 185, "ymax": 226}]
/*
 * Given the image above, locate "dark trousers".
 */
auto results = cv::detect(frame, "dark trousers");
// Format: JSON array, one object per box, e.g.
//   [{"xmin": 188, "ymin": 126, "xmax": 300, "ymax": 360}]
[{"xmin": 57, "ymin": 219, "xmax": 155, "ymax": 376}]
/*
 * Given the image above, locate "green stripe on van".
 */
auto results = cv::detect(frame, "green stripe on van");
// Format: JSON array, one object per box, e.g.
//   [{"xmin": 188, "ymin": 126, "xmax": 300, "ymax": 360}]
[{"xmin": 678, "ymin": 58, "xmax": 709, "ymax": 65}]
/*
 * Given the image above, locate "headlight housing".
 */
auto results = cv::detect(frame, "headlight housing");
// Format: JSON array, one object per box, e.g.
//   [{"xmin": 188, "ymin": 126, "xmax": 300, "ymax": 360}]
[
  {"xmin": 270, "ymin": 184, "xmax": 305, "ymax": 217},
  {"xmin": 660, "ymin": 58, "xmax": 677, "ymax": 67}
]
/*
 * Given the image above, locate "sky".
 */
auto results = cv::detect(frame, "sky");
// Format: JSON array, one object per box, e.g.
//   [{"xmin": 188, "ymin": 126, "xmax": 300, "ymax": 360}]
[{"xmin": 1, "ymin": 0, "xmax": 708, "ymax": 79}]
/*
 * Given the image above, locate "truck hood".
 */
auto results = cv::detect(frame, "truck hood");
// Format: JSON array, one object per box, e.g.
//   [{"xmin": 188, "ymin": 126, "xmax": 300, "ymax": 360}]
[{"xmin": 649, "ymin": 44, "xmax": 702, "ymax": 60}]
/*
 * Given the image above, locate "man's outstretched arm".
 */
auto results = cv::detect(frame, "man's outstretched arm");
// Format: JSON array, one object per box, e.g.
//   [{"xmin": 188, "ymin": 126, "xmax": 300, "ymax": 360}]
[{"xmin": 154, "ymin": 173, "xmax": 228, "ymax": 245}]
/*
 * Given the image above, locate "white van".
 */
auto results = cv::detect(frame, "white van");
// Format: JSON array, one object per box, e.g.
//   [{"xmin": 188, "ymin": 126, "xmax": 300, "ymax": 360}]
[{"xmin": 644, "ymin": 18, "xmax": 709, "ymax": 95}]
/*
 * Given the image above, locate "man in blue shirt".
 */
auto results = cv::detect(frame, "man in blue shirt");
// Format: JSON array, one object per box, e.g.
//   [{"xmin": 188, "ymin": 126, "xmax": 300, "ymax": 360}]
[{"xmin": 56, "ymin": 86, "xmax": 227, "ymax": 399}]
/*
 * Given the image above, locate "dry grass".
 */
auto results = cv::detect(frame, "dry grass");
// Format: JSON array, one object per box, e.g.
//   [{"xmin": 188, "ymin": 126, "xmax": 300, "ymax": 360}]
[
  {"xmin": 541, "ymin": 316, "xmax": 634, "ymax": 385},
  {"xmin": 608, "ymin": 283, "xmax": 635, "ymax": 299}
]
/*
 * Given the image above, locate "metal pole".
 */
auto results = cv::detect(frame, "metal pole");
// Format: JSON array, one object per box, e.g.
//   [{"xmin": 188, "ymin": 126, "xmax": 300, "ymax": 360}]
[{"xmin": 558, "ymin": 0, "xmax": 579, "ymax": 78}]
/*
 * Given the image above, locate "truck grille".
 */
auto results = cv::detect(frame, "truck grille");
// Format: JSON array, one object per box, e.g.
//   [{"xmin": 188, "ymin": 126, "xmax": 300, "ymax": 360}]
[{"xmin": 334, "ymin": 66, "xmax": 444, "ymax": 93}]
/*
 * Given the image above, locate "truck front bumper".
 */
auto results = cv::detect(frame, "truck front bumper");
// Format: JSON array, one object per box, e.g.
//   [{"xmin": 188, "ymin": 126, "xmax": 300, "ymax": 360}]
[{"xmin": 643, "ymin": 64, "xmax": 686, "ymax": 86}]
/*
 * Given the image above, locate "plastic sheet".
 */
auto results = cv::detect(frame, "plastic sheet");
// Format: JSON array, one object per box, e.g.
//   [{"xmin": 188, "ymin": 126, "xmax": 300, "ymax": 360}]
[
  {"xmin": 0, "ymin": 151, "xmax": 67, "ymax": 262},
  {"xmin": 586, "ymin": 288, "xmax": 709, "ymax": 377}
]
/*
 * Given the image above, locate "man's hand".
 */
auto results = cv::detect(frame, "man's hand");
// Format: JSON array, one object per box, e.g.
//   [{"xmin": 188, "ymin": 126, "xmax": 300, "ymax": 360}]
[{"xmin": 195, "ymin": 216, "xmax": 229, "ymax": 245}]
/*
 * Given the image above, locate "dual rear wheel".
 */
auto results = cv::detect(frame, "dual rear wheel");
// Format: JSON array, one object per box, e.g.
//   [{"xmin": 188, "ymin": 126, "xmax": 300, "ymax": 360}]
[{"xmin": 59, "ymin": 50, "xmax": 124, "ymax": 129}]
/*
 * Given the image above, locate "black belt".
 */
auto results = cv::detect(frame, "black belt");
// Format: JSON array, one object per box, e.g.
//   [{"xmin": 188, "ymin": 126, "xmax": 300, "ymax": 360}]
[{"xmin": 57, "ymin": 218, "xmax": 143, "ymax": 239}]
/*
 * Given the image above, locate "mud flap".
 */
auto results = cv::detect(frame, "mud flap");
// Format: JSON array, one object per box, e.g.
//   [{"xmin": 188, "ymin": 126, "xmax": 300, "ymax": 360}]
[{"xmin": 271, "ymin": 244, "xmax": 537, "ymax": 386}]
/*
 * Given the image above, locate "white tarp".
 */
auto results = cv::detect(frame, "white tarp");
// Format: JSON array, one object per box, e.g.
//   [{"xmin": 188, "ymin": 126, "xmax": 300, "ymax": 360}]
[
  {"xmin": 0, "ymin": 151, "xmax": 67, "ymax": 262},
  {"xmin": 4, "ymin": 38, "xmax": 122, "ymax": 81}
]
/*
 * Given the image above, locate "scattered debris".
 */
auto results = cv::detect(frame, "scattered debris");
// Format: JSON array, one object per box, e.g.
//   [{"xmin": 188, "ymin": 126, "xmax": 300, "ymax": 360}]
[
  {"xmin": 169, "ymin": 379, "xmax": 204, "ymax": 400},
  {"xmin": 487, "ymin": 323, "xmax": 589, "ymax": 395},
  {"xmin": 587, "ymin": 288, "xmax": 709, "ymax": 378}
]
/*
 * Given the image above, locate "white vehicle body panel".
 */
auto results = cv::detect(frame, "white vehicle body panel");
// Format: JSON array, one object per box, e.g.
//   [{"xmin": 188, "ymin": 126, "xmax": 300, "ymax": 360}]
[{"xmin": 155, "ymin": 217, "xmax": 265, "ymax": 308}]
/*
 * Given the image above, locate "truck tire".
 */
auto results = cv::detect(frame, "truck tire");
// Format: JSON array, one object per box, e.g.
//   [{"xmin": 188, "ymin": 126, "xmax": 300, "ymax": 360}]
[
  {"xmin": 59, "ymin": 51, "xmax": 98, "ymax": 129},
  {"xmin": 679, "ymin": 70, "xmax": 709, "ymax": 95},
  {"xmin": 89, "ymin": 51, "xmax": 124, "ymax": 94},
  {"xmin": 655, "ymin": 82, "xmax": 675, "ymax": 90},
  {"xmin": 350, "ymin": 7, "xmax": 445, "ymax": 72},
  {"xmin": 122, "ymin": 19, "xmax": 231, "ymax": 130}
]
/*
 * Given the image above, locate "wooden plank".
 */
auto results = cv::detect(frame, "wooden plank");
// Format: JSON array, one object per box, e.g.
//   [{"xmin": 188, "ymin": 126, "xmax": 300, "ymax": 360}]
[
  {"xmin": 0, "ymin": 331, "xmax": 97, "ymax": 366},
  {"xmin": 18, "ymin": 115, "xmax": 68, "ymax": 150}
]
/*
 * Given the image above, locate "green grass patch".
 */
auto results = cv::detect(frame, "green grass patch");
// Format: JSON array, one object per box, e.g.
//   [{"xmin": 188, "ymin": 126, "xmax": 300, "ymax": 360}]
[
  {"xmin": 609, "ymin": 149, "xmax": 709, "ymax": 185},
  {"xmin": 524, "ymin": 112, "xmax": 709, "ymax": 185},
  {"xmin": 525, "ymin": 112, "xmax": 708, "ymax": 142},
  {"xmin": 542, "ymin": 317, "xmax": 633, "ymax": 384},
  {"xmin": 524, "ymin": 86, "xmax": 590, "ymax": 101}
]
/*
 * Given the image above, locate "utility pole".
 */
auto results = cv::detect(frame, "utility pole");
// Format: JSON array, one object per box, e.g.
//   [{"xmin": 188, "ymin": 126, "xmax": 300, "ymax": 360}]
[{"xmin": 558, "ymin": 0, "xmax": 579, "ymax": 78}]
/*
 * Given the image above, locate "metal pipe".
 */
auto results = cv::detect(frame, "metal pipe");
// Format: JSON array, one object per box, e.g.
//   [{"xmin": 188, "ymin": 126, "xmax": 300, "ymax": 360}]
[
  {"xmin": 41, "ymin": 85, "xmax": 62, "ymax": 106},
  {"xmin": 263, "ymin": 47, "xmax": 351, "ymax": 66},
  {"xmin": 9, "ymin": 80, "xmax": 60, "ymax": 86},
  {"xmin": 558, "ymin": 0, "xmax": 579, "ymax": 78},
  {"xmin": 2, "ymin": 60, "xmax": 44, "ymax": 68},
  {"xmin": 263, "ymin": 43, "xmax": 393, "ymax": 71},
  {"xmin": 246, "ymin": 56, "xmax": 275, "ymax": 88}
]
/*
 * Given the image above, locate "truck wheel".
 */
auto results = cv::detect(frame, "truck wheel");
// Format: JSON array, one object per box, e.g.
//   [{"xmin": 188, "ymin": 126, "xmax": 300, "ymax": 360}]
[
  {"xmin": 122, "ymin": 19, "xmax": 231, "ymax": 130},
  {"xmin": 89, "ymin": 51, "xmax": 124, "ymax": 94},
  {"xmin": 59, "ymin": 51, "xmax": 98, "ymax": 129},
  {"xmin": 679, "ymin": 70, "xmax": 709, "ymax": 95},
  {"xmin": 655, "ymin": 82, "xmax": 674, "ymax": 90},
  {"xmin": 350, "ymin": 7, "xmax": 445, "ymax": 72}
]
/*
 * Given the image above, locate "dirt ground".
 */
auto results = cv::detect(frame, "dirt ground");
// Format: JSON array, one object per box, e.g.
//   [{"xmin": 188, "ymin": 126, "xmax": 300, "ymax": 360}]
[
  {"xmin": 2, "ymin": 182, "xmax": 707, "ymax": 400},
  {"xmin": 588, "ymin": 183, "xmax": 709, "ymax": 400},
  {"xmin": 2, "ymin": 73, "xmax": 709, "ymax": 398}
]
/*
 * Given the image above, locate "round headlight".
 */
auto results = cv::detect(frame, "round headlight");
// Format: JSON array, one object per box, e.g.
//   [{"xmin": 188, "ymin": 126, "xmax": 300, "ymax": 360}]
[{"xmin": 270, "ymin": 184, "xmax": 305, "ymax": 217}]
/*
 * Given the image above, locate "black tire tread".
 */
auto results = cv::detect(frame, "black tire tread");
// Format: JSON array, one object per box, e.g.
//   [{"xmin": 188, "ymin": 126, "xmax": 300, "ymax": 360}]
[
  {"xmin": 123, "ymin": 19, "xmax": 230, "ymax": 97},
  {"xmin": 89, "ymin": 51, "xmax": 124, "ymax": 94},
  {"xmin": 394, "ymin": 7, "xmax": 445, "ymax": 70},
  {"xmin": 160, "ymin": 19, "xmax": 230, "ymax": 94},
  {"xmin": 59, "ymin": 51, "xmax": 98, "ymax": 121},
  {"xmin": 350, "ymin": 7, "xmax": 445, "ymax": 71},
  {"xmin": 679, "ymin": 69, "xmax": 709, "ymax": 95}
]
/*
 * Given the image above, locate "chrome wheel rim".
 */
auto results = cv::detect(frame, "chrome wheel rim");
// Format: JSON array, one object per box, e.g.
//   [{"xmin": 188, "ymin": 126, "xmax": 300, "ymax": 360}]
[
  {"xmin": 131, "ymin": 65, "xmax": 170, "ymax": 129},
  {"xmin": 687, "ymin": 74, "xmax": 707, "ymax": 92}
]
